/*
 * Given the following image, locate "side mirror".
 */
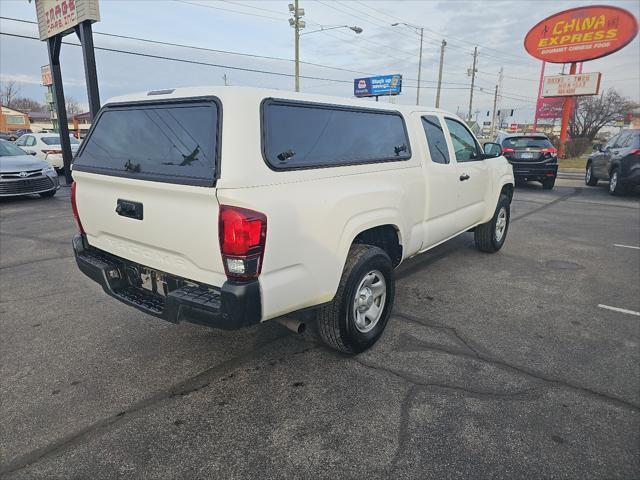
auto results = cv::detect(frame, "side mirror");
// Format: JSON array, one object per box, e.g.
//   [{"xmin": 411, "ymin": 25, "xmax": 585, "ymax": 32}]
[
  {"xmin": 29, "ymin": 151, "xmax": 37, "ymax": 156},
  {"xmin": 483, "ymin": 142, "xmax": 502, "ymax": 158},
  {"xmin": 592, "ymin": 143, "xmax": 602, "ymax": 152}
]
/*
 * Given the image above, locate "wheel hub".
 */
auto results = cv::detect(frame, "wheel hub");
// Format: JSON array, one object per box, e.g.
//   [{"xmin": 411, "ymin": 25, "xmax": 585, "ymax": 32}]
[{"xmin": 352, "ymin": 270, "xmax": 387, "ymax": 333}]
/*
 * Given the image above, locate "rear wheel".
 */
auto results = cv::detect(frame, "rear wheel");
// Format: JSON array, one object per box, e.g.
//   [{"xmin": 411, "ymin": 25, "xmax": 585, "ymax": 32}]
[
  {"xmin": 608, "ymin": 168, "xmax": 628, "ymax": 196},
  {"xmin": 541, "ymin": 177, "xmax": 555, "ymax": 190},
  {"xmin": 585, "ymin": 162, "xmax": 598, "ymax": 186},
  {"xmin": 474, "ymin": 193, "xmax": 510, "ymax": 253},
  {"xmin": 317, "ymin": 244, "xmax": 394, "ymax": 354}
]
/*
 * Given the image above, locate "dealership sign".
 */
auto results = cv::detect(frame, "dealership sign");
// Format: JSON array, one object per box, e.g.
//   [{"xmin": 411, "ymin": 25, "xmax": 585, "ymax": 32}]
[
  {"xmin": 524, "ymin": 5, "xmax": 638, "ymax": 63},
  {"xmin": 35, "ymin": 0, "xmax": 100, "ymax": 41},
  {"xmin": 354, "ymin": 74, "xmax": 402, "ymax": 97},
  {"xmin": 542, "ymin": 72, "xmax": 602, "ymax": 97}
]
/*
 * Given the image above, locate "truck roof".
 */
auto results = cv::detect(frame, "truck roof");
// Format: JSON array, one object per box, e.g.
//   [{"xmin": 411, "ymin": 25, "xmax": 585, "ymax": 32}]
[{"xmin": 105, "ymin": 85, "xmax": 449, "ymax": 116}]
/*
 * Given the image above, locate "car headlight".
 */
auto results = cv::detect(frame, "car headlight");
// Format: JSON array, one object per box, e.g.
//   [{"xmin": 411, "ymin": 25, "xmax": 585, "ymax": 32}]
[{"xmin": 42, "ymin": 165, "xmax": 56, "ymax": 175}]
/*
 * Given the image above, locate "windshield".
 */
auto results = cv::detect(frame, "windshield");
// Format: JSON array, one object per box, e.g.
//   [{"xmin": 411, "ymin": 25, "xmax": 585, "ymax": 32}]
[
  {"xmin": 502, "ymin": 137, "xmax": 552, "ymax": 149},
  {"xmin": 42, "ymin": 136, "xmax": 80, "ymax": 145},
  {"xmin": 0, "ymin": 140, "xmax": 29, "ymax": 157}
]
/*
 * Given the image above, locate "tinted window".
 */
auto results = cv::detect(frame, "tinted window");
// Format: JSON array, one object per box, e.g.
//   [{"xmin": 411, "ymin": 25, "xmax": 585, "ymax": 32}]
[
  {"xmin": 42, "ymin": 135, "xmax": 80, "ymax": 145},
  {"xmin": 444, "ymin": 118, "xmax": 479, "ymax": 162},
  {"xmin": 502, "ymin": 137, "xmax": 552, "ymax": 149},
  {"xmin": 263, "ymin": 100, "xmax": 411, "ymax": 169},
  {"xmin": 421, "ymin": 115, "xmax": 449, "ymax": 164},
  {"xmin": 74, "ymin": 100, "xmax": 219, "ymax": 186},
  {"xmin": 0, "ymin": 140, "xmax": 28, "ymax": 156}
]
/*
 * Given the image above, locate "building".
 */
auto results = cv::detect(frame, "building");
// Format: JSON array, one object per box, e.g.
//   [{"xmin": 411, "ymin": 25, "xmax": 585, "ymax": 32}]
[
  {"xmin": 26, "ymin": 110, "xmax": 92, "ymax": 138},
  {"xmin": 0, "ymin": 105, "xmax": 30, "ymax": 134}
]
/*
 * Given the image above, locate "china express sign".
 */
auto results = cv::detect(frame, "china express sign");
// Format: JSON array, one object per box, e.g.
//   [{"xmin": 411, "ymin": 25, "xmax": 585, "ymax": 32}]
[{"xmin": 524, "ymin": 6, "xmax": 638, "ymax": 63}]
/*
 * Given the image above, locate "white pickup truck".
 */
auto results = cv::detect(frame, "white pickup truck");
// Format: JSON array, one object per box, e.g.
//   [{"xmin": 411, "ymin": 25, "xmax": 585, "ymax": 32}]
[{"xmin": 71, "ymin": 87, "xmax": 514, "ymax": 353}]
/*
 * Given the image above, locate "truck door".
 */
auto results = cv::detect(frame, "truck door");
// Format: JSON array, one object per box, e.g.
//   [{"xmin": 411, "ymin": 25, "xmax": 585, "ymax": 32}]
[
  {"xmin": 443, "ymin": 117, "xmax": 490, "ymax": 230},
  {"xmin": 417, "ymin": 114, "xmax": 462, "ymax": 248}
]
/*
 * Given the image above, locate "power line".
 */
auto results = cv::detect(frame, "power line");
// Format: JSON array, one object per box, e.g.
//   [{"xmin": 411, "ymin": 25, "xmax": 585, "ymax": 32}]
[{"xmin": 173, "ymin": 0, "xmax": 286, "ymax": 21}]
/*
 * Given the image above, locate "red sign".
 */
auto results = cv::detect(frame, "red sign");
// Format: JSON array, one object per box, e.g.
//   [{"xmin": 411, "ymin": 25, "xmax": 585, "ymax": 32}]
[
  {"xmin": 536, "ymin": 98, "xmax": 565, "ymax": 119},
  {"xmin": 524, "ymin": 5, "xmax": 639, "ymax": 63},
  {"xmin": 508, "ymin": 123, "xmax": 518, "ymax": 132}
]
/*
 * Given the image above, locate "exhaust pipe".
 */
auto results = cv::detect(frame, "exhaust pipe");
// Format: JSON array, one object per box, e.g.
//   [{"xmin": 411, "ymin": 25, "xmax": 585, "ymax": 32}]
[{"xmin": 277, "ymin": 317, "xmax": 306, "ymax": 334}]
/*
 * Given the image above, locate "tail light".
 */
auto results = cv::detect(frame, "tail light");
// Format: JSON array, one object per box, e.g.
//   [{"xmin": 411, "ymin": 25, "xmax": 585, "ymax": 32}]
[
  {"xmin": 541, "ymin": 147, "xmax": 557, "ymax": 155},
  {"xmin": 631, "ymin": 149, "xmax": 640, "ymax": 156},
  {"xmin": 70, "ymin": 181, "xmax": 85, "ymax": 234},
  {"xmin": 219, "ymin": 205, "xmax": 267, "ymax": 281},
  {"xmin": 42, "ymin": 149, "xmax": 62, "ymax": 155},
  {"xmin": 502, "ymin": 147, "xmax": 514, "ymax": 154}
]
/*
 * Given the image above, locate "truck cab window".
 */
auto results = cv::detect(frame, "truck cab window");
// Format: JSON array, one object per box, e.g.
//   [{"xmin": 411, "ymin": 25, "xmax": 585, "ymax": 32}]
[
  {"xmin": 444, "ymin": 118, "xmax": 480, "ymax": 162},
  {"xmin": 421, "ymin": 115, "xmax": 450, "ymax": 164}
]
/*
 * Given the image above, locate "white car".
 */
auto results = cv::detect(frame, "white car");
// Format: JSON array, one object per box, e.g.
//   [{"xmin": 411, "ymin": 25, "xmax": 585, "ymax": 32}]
[
  {"xmin": 15, "ymin": 133, "xmax": 80, "ymax": 170},
  {"xmin": 71, "ymin": 86, "xmax": 514, "ymax": 353}
]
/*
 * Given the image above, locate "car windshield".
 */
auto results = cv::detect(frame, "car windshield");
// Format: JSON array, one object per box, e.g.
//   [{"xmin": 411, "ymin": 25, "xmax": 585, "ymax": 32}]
[
  {"xmin": 42, "ymin": 136, "xmax": 80, "ymax": 145},
  {"xmin": 0, "ymin": 140, "xmax": 28, "ymax": 157},
  {"xmin": 502, "ymin": 137, "xmax": 552, "ymax": 149}
]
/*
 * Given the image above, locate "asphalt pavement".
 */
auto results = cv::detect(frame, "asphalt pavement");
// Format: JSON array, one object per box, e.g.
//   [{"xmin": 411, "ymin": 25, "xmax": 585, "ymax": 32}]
[{"xmin": 1, "ymin": 177, "xmax": 639, "ymax": 479}]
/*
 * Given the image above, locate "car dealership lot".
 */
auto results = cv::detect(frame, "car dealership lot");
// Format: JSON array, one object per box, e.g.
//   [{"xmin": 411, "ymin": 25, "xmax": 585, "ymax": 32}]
[{"xmin": 1, "ymin": 177, "xmax": 638, "ymax": 479}]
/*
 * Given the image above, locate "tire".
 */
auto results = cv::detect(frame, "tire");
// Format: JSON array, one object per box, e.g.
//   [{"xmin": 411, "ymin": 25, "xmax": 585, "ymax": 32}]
[
  {"xmin": 474, "ymin": 193, "xmax": 510, "ymax": 253},
  {"xmin": 608, "ymin": 168, "xmax": 628, "ymax": 196},
  {"xmin": 39, "ymin": 190, "xmax": 57, "ymax": 198},
  {"xmin": 585, "ymin": 162, "xmax": 598, "ymax": 186},
  {"xmin": 515, "ymin": 178, "xmax": 526, "ymax": 187},
  {"xmin": 541, "ymin": 177, "xmax": 555, "ymax": 190},
  {"xmin": 317, "ymin": 244, "xmax": 395, "ymax": 354}
]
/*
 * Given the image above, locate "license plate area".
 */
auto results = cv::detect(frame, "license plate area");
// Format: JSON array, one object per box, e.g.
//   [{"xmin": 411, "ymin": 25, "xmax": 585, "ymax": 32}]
[
  {"xmin": 125, "ymin": 264, "xmax": 179, "ymax": 297},
  {"xmin": 520, "ymin": 152, "xmax": 535, "ymax": 159}
]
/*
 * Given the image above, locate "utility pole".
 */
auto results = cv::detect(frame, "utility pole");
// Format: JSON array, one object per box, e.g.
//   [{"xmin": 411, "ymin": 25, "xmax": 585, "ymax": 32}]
[
  {"xmin": 416, "ymin": 27, "xmax": 424, "ymax": 105},
  {"xmin": 222, "ymin": 74, "xmax": 229, "ymax": 86},
  {"xmin": 289, "ymin": 1, "xmax": 305, "ymax": 92},
  {"xmin": 435, "ymin": 39, "xmax": 446, "ymax": 108},
  {"xmin": 467, "ymin": 46, "xmax": 478, "ymax": 122},
  {"xmin": 490, "ymin": 84, "xmax": 498, "ymax": 139}
]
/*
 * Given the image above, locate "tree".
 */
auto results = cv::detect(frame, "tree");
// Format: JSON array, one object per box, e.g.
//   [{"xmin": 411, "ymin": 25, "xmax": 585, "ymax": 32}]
[
  {"xmin": 65, "ymin": 97, "xmax": 82, "ymax": 116},
  {"xmin": 569, "ymin": 88, "xmax": 638, "ymax": 141},
  {"xmin": 11, "ymin": 97, "xmax": 46, "ymax": 112},
  {"xmin": 0, "ymin": 80, "xmax": 21, "ymax": 107}
]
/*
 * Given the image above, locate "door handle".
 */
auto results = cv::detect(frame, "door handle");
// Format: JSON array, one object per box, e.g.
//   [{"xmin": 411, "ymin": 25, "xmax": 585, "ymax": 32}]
[
  {"xmin": 459, "ymin": 174, "xmax": 470, "ymax": 181},
  {"xmin": 116, "ymin": 199, "xmax": 144, "ymax": 220}
]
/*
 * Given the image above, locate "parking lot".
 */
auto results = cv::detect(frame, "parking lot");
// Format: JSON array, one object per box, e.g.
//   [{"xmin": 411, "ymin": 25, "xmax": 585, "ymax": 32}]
[{"xmin": 1, "ymin": 176, "xmax": 638, "ymax": 479}]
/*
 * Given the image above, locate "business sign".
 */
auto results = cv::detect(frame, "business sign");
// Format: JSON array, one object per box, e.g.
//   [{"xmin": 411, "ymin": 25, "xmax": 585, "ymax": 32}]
[
  {"xmin": 40, "ymin": 65, "xmax": 52, "ymax": 86},
  {"xmin": 508, "ymin": 123, "xmax": 518, "ymax": 132},
  {"xmin": 354, "ymin": 74, "xmax": 402, "ymax": 97},
  {"xmin": 524, "ymin": 5, "xmax": 639, "ymax": 63},
  {"xmin": 535, "ymin": 97, "xmax": 565, "ymax": 119},
  {"xmin": 542, "ymin": 72, "xmax": 602, "ymax": 97},
  {"xmin": 35, "ymin": 0, "xmax": 100, "ymax": 41}
]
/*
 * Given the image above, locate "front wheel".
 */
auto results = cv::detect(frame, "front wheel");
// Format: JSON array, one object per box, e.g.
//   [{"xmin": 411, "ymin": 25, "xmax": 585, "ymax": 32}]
[
  {"xmin": 317, "ymin": 244, "xmax": 394, "ymax": 354},
  {"xmin": 585, "ymin": 162, "xmax": 598, "ymax": 186},
  {"xmin": 474, "ymin": 193, "xmax": 510, "ymax": 253}
]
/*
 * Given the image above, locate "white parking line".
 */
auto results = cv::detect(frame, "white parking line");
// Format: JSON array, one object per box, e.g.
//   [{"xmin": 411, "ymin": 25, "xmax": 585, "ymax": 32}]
[
  {"xmin": 614, "ymin": 244, "xmax": 640, "ymax": 250},
  {"xmin": 598, "ymin": 304, "xmax": 640, "ymax": 317}
]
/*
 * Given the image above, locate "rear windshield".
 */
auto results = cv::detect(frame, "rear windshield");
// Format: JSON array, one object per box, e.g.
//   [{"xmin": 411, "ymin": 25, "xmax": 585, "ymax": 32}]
[
  {"xmin": 42, "ymin": 136, "xmax": 80, "ymax": 145},
  {"xmin": 502, "ymin": 137, "xmax": 552, "ymax": 149},
  {"xmin": 262, "ymin": 100, "xmax": 411, "ymax": 169},
  {"xmin": 73, "ymin": 99, "xmax": 219, "ymax": 186}
]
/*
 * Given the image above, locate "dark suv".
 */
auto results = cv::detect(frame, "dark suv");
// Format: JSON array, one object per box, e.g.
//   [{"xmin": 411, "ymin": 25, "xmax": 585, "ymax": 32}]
[
  {"xmin": 586, "ymin": 129, "xmax": 640, "ymax": 195},
  {"xmin": 495, "ymin": 133, "xmax": 558, "ymax": 189}
]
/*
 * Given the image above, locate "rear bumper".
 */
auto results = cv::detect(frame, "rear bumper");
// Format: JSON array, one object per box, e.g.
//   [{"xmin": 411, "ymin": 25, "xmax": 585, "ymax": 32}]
[
  {"xmin": 509, "ymin": 160, "xmax": 558, "ymax": 180},
  {"xmin": 620, "ymin": 161, "xmax": 640, "ymax": 186},
  {"xmin": 72, "ymin": 235, "xmax": 261, "ymax": 330}
]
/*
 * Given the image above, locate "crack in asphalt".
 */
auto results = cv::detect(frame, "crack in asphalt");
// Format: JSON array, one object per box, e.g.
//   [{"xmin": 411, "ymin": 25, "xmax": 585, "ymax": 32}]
[
  {"xmin": 0, "ymin": 333, "xmax": 296, "ymax": 476},
  {"xmin": 389, "ymin": 311, "xmax": 640, "ymax": 412},
  {"xmin": 0, "ymin": 231, "xmax": 70, "ymax": 246},
  {"xmin": 0, "ymin": 255, "xmax": 75, "ymax": 271},
  {"xmin": 511, "ymin": 188, "xmax": 578, "ymax": 223}
]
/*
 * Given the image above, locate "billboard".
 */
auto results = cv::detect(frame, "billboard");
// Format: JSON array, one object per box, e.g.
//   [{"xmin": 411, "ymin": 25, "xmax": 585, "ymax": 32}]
[
  {"xmin": 35, "ymin": 0, "xmax": 100, "ymax": 41},
  {"xmin": 354, "ymin": 74, "xmax": 402, "ymax": 97},
  {"xmin": 524, "ymin": 5, "xmax": 638, "ymax": 63},
  {"xmin": 535, "ymin": 98, "xmax": 565, "ymax": 119},
  {"xmin": 542, "ymin": 72, "xmax": 602, "ymax": 97}
]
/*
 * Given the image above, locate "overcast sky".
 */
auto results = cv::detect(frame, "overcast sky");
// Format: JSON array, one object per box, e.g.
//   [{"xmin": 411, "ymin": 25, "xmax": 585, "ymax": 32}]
[{"xmin": 0, "ymin": 0, "xmax": 638, "ymax": 123}]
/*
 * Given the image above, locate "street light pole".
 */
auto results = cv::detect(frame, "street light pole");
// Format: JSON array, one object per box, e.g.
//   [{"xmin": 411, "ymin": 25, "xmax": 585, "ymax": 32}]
[
  {"xmin": 416, "ymin": 27, "xmax": 424, "ymax": 105},
  {"xmin": 467, "ymin": 46, "xmax": 478, "ymax": 121},
  {"xmin": 435, "ymin": 39, "xmax": 446, "ymax": 108},
  {"xmin": 294, "ymin": 0, "xmax": 300, "ymax": 92}
]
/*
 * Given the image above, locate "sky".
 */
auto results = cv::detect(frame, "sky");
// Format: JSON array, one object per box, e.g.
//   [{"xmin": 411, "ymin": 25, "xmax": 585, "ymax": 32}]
[{"xmin": 0, "ymin": 0, "xmax": 638, "ymax": 124}]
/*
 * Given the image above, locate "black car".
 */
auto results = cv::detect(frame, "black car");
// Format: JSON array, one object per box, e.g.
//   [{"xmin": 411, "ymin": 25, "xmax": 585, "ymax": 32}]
[
  {"xmin": 586, "ymin": 129, "xmax": 640, "ymax": 195},
  {"xmin": 495, "ymin": 133, "xmax": 558, "ymax": 189}
]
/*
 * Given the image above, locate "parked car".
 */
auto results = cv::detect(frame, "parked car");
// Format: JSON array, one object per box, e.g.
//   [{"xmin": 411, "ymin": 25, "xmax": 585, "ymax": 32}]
[
  {"xmin": 0, "ymin": 139, "xmax": 60, "ymax": 198},
  {"xmin": 14, "ymin": 133, "xmax": 80, "ymax": 171},
  {"xmin": 585, "ymin": 129, "xmax": 640, "ymax": 195},
  {"xmin": 12, "ymin": 128, "xmax": 33, "ymax": 139},
  {"xmin": 494, "ymin": 132, "xmax": 558, "ymax": 189},
  {"xmin": 71, "ymin": 87, "xmax": 514, "ymax": 353}
]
